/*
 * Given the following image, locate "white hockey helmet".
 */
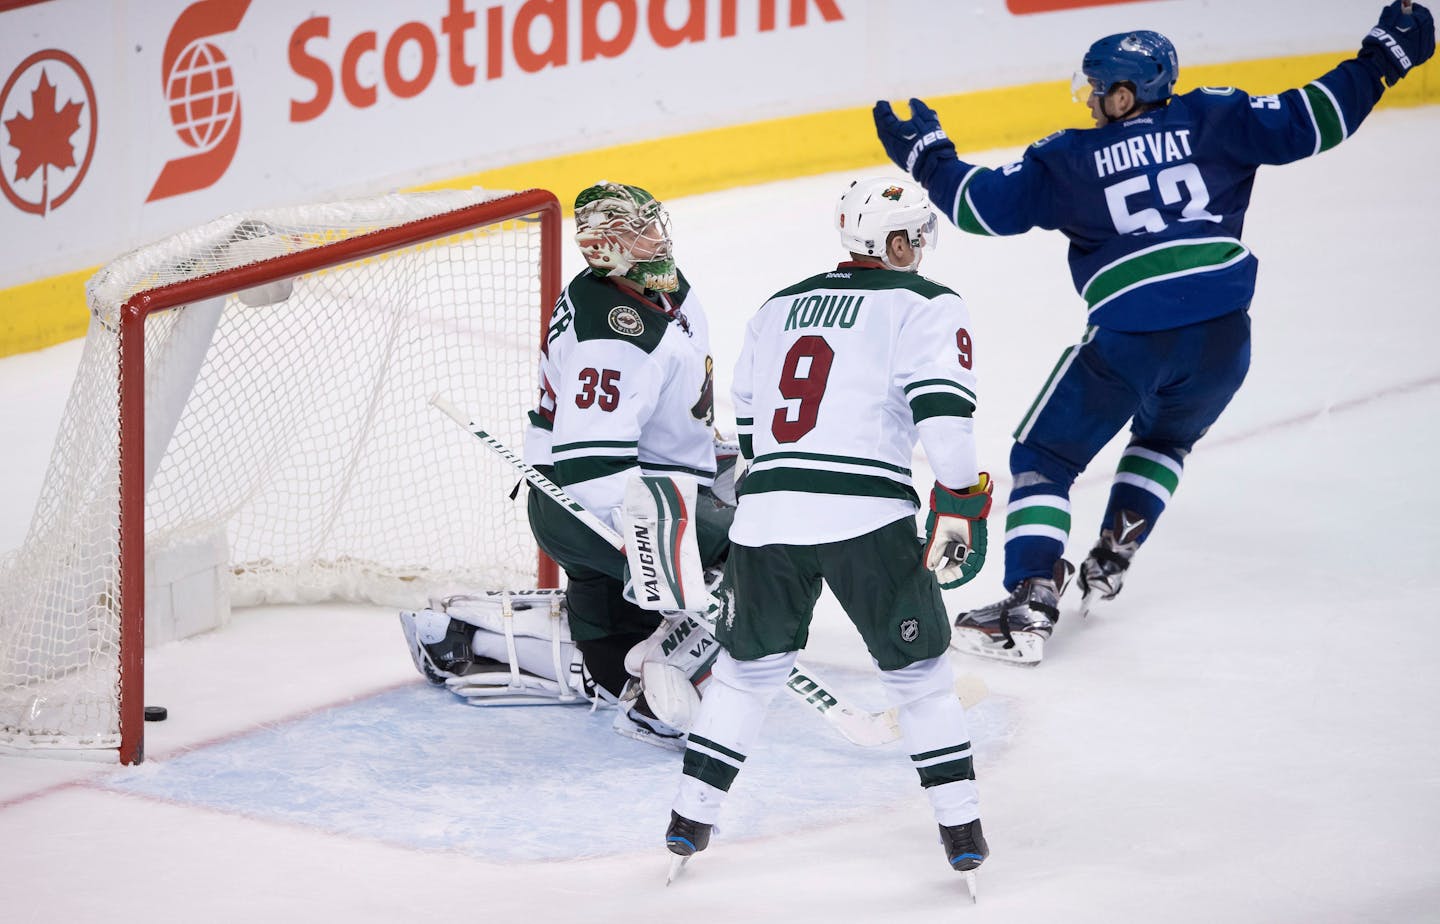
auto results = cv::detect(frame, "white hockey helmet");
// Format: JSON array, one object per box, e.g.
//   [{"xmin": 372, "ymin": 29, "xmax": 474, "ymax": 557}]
[{"xmin": 835, "ymin": 177, "xmax": 937, "ymax": 272}]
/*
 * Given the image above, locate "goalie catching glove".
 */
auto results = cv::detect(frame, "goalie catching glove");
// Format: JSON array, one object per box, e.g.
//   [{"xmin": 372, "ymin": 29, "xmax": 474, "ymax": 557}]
[{"xmin": 923, "ymin": 473, "xmax": 992, "ymax": 589}]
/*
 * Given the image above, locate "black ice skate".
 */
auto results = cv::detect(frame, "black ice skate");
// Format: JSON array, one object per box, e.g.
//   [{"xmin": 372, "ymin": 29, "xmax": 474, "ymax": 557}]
[
  {"xmin": 1078, "ymin": 509, "xmax": 1145, "ymax": 617},
  {"xmin": 665, "ymin": 811, "xmax": 713, "ymax": 884},
  {"xmin": 614, "ymin": 695, "xmax": 687, "ymax": 752},
  {"xmin": 939, "ymin": 818, "xmax": 989, "ymax": 902},
  {"xmin": 952, "ymin": 560, "xmax": 1074, "ymax": 665}
]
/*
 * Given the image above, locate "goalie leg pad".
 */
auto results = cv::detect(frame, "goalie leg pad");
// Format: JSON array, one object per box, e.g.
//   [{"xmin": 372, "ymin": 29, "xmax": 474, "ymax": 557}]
[
  {"xmin": 425, "ymin": 590, "xmax": 585, "ymax": 705},
  {"xmin": 622, "ymin": 474, "xmax": 708, "ymax": 611}
]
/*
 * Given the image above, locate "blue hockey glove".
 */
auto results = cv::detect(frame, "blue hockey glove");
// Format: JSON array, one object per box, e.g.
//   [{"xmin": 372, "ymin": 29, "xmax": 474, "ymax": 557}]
[
  {"xmin": 873, "ymin": 98, "xmax": 958, "ymax": 187},
  {"xmin": 1360, "ymin": 1, "xmax": 1435, "ymax": 86},
  {"xmin": 923, "ymin": 474, "xmax": 992, "ymax": 589}
]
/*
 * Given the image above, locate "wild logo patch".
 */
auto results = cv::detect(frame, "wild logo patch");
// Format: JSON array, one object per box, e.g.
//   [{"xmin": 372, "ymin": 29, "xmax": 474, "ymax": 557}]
[
  {"xmin": 691, "ymin": 355, "xmax": 715, "ymax": 425},
  {"xmin": 899, "ymin": 618, "xmax": 920, "ymax": 643},
  {"xmin": 607, "ymin": 305, "xmax": 644, "ymax": 336},
  {"xmin": 882, "ymin": 185, "xmax": 904, "ymax": 201}
]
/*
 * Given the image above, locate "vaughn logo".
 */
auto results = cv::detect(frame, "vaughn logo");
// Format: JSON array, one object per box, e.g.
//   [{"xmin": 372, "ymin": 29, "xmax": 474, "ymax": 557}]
[
  {"xmin": 632, "ymin": 522, "xmax": 661, "ymax": 604},
  {"xmin": 0, "ymin": 49, "xmax": 98, "ymax": 216},
  {"xmin": 147, "ymin": 0, "xmax": 250, "ymax": 202}
]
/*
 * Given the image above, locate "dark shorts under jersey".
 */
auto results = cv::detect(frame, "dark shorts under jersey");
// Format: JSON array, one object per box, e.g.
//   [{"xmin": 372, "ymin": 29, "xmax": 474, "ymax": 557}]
[
  {"xmin": 526, "ymin": 469, "xmax": 734, "ymax": 643},
  {"xmin": 722, "ymin": 515, "xmax": 950, "ymax": 672}
]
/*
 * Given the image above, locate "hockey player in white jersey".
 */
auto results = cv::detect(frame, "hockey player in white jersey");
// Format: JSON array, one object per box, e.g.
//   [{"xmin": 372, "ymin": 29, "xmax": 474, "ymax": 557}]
[
  {"xmin": 666, "ymin": 178, "xmax": 994, "ymax": 888},
  {"xmin": 400, "ymin": 182, "xmax": 730, "ymax": 748}
]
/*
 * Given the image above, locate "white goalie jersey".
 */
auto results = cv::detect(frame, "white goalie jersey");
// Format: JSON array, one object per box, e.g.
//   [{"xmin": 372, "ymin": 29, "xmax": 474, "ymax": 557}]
[
  {"xmin": 524, "ymin": 268, "xmax": 717, "ymax": 530},
  {"xmin": 730, "ymin": 263, "xmax": 981, "ymax": 547}
]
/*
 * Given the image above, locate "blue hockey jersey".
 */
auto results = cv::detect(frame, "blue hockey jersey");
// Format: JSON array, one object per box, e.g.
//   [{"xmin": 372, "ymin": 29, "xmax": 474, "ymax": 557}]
[{"xmin": 924, "ymin": 58, "xmax": 1388, "ymax": 332}]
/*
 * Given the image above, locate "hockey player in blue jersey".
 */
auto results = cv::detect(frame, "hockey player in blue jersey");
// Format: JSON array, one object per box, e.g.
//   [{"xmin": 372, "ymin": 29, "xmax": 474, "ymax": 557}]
[{"xmin": 874, "ymin": 2, "xmax": 1434, "ymax": 664}]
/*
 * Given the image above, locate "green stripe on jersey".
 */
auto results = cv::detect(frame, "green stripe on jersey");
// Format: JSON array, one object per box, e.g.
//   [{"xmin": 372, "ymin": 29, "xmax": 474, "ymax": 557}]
[
  {"xmin": 741, "ymin": 467, "xmax": 919, "ymax": 504},
  {"xmin": 555, "ymin": 455, "xmax": 636, "ymax": 485},
  {"xmin": 553, "ymin": 439, "xmax": 639, "ymax": 454},
  {"xmin": 1082, "ymin": 240, "xmax": 1247, "ymax": 310},
  {"xmin": 1116, "ymin": 454, "xmax": 1181, "ymax": 494},
  {"xmin": 910, "ymin": 392, "xmax": 975, "ymax": 423},
  {"xmin": 752, "ymin": 451, "xmax": 911, "ymax": 476},
  {"xmin": 954, "ymin": 167, "xmax": 995, "ymax": 236},
  {"xmin": 642, "ymin": 462, "xmax": 716, "ymax": 478},
  {"xmin": 903, "ymin": 379, "xmax": 976, "ymax": 403},
  {"xmin": 1302, "ymin": 83, "xmax": 1344, "ymax": 152}
]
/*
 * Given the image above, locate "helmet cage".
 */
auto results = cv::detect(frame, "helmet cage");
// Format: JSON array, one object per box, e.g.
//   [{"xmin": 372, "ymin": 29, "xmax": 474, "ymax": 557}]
[{"xmin": 574, "ymin": 182, "xmax": 678, "ymax": 292}]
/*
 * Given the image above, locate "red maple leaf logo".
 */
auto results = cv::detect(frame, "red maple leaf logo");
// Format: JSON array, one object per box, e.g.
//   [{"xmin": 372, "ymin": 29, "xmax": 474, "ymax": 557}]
[{"xmin": 5, "ymin": 68, "xmax": 83, "ymax": 211}]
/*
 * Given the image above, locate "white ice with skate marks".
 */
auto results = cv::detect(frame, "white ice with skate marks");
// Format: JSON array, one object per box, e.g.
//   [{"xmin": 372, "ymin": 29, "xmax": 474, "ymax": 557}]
[{"xmin": 98, "ymin": 663, "xmax": 1017, "ymax": 861}]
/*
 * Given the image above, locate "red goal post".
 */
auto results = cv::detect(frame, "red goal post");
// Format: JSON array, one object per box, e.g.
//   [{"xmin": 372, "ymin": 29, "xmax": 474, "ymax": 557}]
[{"xmin": 0, "ymin": 188, "xmax": 562, "ymax": 765}]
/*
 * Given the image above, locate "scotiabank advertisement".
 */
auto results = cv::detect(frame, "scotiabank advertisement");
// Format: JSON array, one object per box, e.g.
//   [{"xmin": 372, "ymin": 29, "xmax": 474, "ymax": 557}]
[{"xmin": 0, "ymin": 0, "xmax": 1372, "ymax": 288}]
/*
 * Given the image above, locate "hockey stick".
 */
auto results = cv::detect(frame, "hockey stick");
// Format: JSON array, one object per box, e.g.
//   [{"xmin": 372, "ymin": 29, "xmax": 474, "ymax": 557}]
[{"xmin": 431, "ymin": 395, "xmax": 986, "ymax": 746}]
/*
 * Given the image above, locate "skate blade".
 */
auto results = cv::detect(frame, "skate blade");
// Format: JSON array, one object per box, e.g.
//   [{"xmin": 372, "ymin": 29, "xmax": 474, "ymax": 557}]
[
  {"xmin": 963, "ymin": 870, "xmax": 977, "ymax": 902},
  {"xmin": 950, "ymin": 627, "xmax": 1045, "ymax": 665},
  {"xmin": 666, "ymin": 853, "xmax": 690, "ymax": 885},
  {"xmin": 1079, "ymin": 590, "xmax": 1119, "ymax": 619}
]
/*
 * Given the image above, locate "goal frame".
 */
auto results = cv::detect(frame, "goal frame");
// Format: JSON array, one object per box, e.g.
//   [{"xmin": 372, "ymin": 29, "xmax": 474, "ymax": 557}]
[{"xmin": 114, "ymin": 188, "xmax": 562, "ymax": 764}]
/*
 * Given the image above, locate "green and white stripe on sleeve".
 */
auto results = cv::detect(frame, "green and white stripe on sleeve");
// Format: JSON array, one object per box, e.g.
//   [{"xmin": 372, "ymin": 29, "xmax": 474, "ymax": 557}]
[
  {"xmin": 740, "ymin": 450, "xmax": 919, "ymax": 504},
  {"xmin": 552, "ymin": 438, "xmax": 639, "ymax": 486},
  {"xmin": 904, "ymin": 377, "xmax": 976, "ymax": 424}
]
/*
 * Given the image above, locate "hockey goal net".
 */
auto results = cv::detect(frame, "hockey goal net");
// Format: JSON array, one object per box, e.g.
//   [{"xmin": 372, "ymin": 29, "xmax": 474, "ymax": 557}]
[{"xmin": 0, "ymin": 188, "xmax": 561, "ymax": 764}]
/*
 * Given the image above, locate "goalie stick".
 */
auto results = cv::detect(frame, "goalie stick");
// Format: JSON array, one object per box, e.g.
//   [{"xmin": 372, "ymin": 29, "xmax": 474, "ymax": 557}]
[{"xmin": 430, "ymin": 395, "xmax": 987, "ymax": 747}]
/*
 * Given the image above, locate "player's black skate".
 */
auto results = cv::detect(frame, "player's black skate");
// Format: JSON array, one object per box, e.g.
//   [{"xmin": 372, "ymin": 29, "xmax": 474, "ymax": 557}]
[
  {"xmin": 665, "ymin": 811, "xmax": 712, "ymax": 884},
  {"xmin": 939, "ymin": 818, "xmax": 988, "ymax": 902},
  {"xmin": 951, "ymin": 560, "xmax": 1074, "ymax": 665},
  {"xmin": 615, "ymin": 696, "xmax": 687, "ymax": 752},
  {"xmin": 1078, "ymin": 509, "xmax": 1145, "ymax": 617}
]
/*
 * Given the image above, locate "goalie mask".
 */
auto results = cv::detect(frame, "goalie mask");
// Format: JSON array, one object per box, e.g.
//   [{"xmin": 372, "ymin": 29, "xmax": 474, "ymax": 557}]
[
  {"xmin": 835, "ymin": 177, "xmax": 938, "ymax": 273},
  {"xmin": 574, "ymin": 181, "xmax": 678, "ymax": 293}
]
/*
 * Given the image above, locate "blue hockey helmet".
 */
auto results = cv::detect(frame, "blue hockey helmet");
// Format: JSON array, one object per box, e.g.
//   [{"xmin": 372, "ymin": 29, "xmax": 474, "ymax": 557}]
[{"xmin": 1077, "ymin": 31, "xmax": 1178, "ymax": 105}]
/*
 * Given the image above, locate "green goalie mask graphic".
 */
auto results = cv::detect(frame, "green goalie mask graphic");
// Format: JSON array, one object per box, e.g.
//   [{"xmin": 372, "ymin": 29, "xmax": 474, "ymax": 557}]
[{"xmin": 574, "ymin": 181, "xmax": 679, "ymax": 293}]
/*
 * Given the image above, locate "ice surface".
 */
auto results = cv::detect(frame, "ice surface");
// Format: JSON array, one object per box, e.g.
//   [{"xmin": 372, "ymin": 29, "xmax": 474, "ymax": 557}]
[{"xmin": 1, "ymin": 108, "xmax": 1437, "ymax": 922}]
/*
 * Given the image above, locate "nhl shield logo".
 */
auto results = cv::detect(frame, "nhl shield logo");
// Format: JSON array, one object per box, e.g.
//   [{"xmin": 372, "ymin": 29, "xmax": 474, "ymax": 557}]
[
  {"xmin": 899, "ymin": 618, "xmax": 920, "ymax": 643},
  {"xmin": 608, "ymin": 305, "xmax": 644, "ymax": 336}
]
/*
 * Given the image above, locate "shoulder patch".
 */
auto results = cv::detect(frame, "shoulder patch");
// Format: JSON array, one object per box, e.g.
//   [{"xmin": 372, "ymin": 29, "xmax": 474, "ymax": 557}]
[
  {"xmin": 1199, "ymin": 86, "xmax": 1237, "ymax": 96},
  {"xmin": 607, "ymin": 305, "xmax": 645, "ymax": 337}
]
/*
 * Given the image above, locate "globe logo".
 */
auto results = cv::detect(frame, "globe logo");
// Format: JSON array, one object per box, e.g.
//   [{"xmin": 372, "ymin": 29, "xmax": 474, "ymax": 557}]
[{"xmin": 164, "ymin": 39, "xmax": 236, "ymax": 151}]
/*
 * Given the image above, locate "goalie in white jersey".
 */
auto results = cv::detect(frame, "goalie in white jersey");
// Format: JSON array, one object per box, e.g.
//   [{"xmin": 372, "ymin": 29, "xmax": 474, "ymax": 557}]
[
  {"xmin": 399, "ymin": 182, "xmax": 731, "ymax": 748},
  {"xmin": 667, "ymin": 178, "xmax": 996, "ymax": 882}
]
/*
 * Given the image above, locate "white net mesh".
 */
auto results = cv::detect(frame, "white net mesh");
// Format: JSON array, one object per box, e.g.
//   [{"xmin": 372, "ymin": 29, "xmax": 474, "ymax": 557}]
[{"xmin": 0, "ymin": 189, "xmax": 551, "ymax": 753}]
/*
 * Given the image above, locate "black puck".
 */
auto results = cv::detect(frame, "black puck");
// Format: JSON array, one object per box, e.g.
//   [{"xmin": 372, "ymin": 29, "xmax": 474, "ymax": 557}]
[{"xmin": 143, "ymin": 705, "xmax": 168, "ymax": 722}]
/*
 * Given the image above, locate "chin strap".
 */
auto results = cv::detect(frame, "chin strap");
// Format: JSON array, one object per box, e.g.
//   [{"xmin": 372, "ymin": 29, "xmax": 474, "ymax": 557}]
[{"xmin": 882, "ymin": 251, "xmax": 922, "ymax": 273}]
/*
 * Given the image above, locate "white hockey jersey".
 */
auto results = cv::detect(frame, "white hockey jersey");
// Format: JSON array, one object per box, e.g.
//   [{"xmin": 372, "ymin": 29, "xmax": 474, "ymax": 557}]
[
  {"xmin": 525, "ymin": 268, "xmax": 716, "ymax": 531},
  {"xmin": 730, "ymin": 262, "xmax": 980, "ymax": 547}
]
